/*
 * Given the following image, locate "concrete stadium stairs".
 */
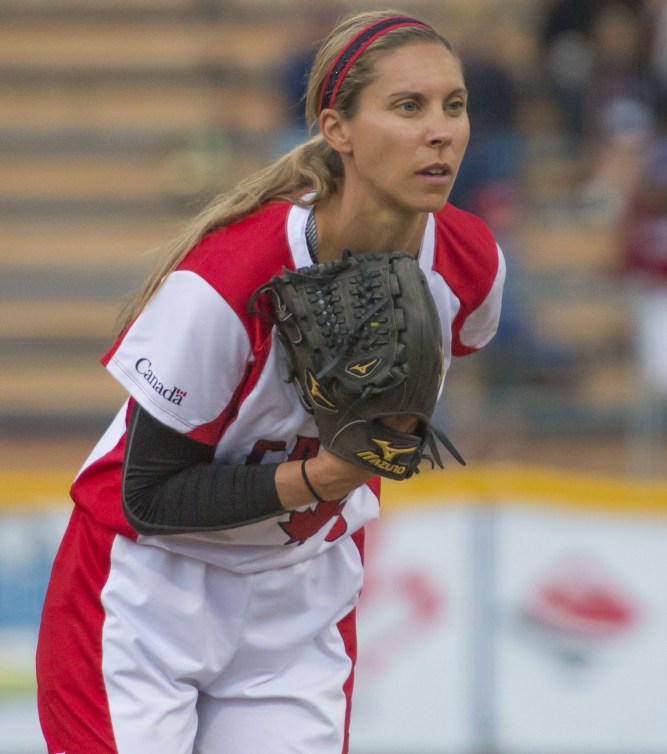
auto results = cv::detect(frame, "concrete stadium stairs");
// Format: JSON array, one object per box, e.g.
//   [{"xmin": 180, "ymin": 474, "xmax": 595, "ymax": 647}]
[
  {"xmin": 0, "ymin": 0, "xmax": 300, "ymax": 434},
  {"xmin": 0, "ymin": 0, "xmax": 638, "ymax": 449}
]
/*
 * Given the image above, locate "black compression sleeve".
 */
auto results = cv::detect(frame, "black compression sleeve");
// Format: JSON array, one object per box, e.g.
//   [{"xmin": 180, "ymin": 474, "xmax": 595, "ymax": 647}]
[{"xmin": 121, "ymin": 403, "xmax": 285, "ymax": 536}]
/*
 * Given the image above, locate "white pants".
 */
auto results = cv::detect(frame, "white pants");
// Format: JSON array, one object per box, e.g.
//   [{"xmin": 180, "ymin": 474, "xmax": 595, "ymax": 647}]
[{"xmin": 37, "ymin": 509, "xmax": 364, "ymax": 754}]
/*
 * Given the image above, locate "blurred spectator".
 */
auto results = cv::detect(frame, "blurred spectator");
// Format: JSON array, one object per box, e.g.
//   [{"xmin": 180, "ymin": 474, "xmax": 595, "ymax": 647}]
[
  {"xmin": 450, "ymin": 14, "xmax": 576, "ymax": 388},
  {"xmin": 622, "ymin": 109, "xmax": 667, "ymax": 402},
  {"xmin": 447, "ymin": 43, "xmax": 524, "ymax": 218},
  {"xmin": 540, "ymin": 0, "xmax": 600, "ymax": 143},
  {"xmin": 579, "ymin": 1, "xmax": 664, "ymax": 217},
  {"xmin": 542, "ymin": 1, "xmax": 665, "ymax": 218},
  {"xmin": 647, "ymin": 0, "xmax": 667, "ymax": 87}
]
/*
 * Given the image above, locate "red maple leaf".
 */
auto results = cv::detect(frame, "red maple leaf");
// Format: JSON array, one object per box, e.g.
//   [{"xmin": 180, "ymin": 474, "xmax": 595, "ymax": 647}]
[{"xmin": 280, "ymin": 499, "xmax": 346, "ymax": 545}]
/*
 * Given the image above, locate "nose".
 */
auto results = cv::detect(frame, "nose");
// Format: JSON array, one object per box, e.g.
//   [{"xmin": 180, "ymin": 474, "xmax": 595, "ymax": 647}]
[
  {"xmin": 425, "ymin": 109, "xmax": 453, "ymax": 147},
  {"xmin": 428, "ymin": 133, "xmax": 450, "ymax": 147}
]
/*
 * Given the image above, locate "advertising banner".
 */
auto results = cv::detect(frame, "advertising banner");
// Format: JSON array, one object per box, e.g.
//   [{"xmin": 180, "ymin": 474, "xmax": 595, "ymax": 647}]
[
  {"xmin": 349, "ymin": 468, "xmax": 667, "ymax": 754},
  {"xmin": 351, "ymin": 506, "xmax": 472, "ymax": 752},
  {"xmin": 2, "ymin": 467, "xmax": 667, "ymax": 753}
]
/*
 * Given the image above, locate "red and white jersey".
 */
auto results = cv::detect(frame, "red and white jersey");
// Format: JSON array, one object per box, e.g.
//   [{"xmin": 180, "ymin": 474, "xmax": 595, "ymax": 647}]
[{"xmin": 70, "ymin": 200, "xmax": 505, "ymax": 574}]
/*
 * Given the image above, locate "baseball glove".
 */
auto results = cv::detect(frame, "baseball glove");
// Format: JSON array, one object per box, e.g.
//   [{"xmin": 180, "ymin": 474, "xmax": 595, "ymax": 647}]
[{"xmin": 248, "ymin": 250, "xmax": 464, "ymax": 480}]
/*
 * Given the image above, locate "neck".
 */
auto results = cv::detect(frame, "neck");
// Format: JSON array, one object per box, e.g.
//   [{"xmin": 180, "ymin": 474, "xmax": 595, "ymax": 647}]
[{"xmin": 313, "ymin": 192, "xmax": 429, "ymax": 262}]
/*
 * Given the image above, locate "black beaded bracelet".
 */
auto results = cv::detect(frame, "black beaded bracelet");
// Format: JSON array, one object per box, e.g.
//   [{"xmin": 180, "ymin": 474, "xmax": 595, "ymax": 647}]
[{"xmin": 301, "ymin": 458, "xmax": 327, "ymax": 504}]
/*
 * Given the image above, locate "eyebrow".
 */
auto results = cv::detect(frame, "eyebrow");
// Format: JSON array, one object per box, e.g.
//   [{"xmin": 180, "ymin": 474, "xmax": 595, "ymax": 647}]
[{"xmin": 388, "ymin": 87, "xmax": 468, "ymax": 99}]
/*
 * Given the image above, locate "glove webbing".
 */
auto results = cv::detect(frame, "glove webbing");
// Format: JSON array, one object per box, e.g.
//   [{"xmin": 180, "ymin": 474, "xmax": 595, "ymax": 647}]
[{"xmin": 292, "ymin": 251, "xmax": 395, "ymax": 383}]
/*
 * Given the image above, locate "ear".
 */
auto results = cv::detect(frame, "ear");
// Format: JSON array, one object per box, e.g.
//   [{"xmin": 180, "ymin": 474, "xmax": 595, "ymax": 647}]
[{"xmin": 319, "ymin": 108, "xmax": 353, "ymax": 155}]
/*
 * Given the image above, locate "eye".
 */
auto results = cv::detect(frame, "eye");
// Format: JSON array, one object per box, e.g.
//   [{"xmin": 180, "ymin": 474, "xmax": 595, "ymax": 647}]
[
  {"xmin": 446, "ymin": 99, "xmax": 467, "ymax": 114},
  {"xmin": 398, "ymin": 100, "xmax": 419, "ymax": 114}
]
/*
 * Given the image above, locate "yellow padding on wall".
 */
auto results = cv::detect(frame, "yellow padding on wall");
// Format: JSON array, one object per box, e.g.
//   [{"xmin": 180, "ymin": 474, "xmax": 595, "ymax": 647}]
[
  {"xmin": 381, "ymin": 464, "xmax": 667, "ymax": 515},
  {"xmin": 1, "ymin": 465, "xmax": 666, "ymax": 514},
  {"xmin": 0, "ymin": 471, "xmax": 72, "ymax": 510}
]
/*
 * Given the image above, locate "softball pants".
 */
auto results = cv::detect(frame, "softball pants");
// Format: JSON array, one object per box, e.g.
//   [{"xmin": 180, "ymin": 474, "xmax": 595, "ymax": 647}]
[{"xmin": 36, "ymin": 508, "xmax": 363, "ymax": 754}]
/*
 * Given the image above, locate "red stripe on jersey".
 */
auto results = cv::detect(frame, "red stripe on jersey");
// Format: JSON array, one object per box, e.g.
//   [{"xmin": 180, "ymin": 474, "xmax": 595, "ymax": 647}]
[
  {"xmin": 176, "ymin": 201, "xmax": 295, "ymax": 331},
  {"xmin": 102, "ymin": 201, "xmax": 295, "ymax": 370},
  {"xmin": 185, "ymin": 325, "xmax": 274, "ymax": 446},
  {"xmin": 70, "ymin": 401, "xmax": 137, "ymax": 539},
  {"xmin": 434, "ymin": 203, "xmax": 499, "ymax": 356},
  {"xmin": 36, "ymin": 508, "xmax": 119, "ymax": 753},
  {"xmin": 173, "ymin": 201, "xmax": 296, "ymax": 444}
]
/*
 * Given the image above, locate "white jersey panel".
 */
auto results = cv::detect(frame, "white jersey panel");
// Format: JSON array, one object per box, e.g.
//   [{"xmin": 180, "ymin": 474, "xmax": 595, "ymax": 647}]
[
  {"xmin": 427, "ymin": 273, "xmax": 460, "ymax": 378},
  {"xmin": 212, "ymin": 336, "xmax": 317, "ymax": 464},
  {"xmin": 417, "ymin": 213, "xmax": 436, "ymax": 272},
  {"xmin": 286, "ymin": 201, "xmax": 315, "ymax": 269},
  {"xmin": 106, "ymin": 271, "xmax": 251, "ymax": 434},
  {"xmin": 418, "ymin": 215, "xmax": 458, "ymax": 378}
]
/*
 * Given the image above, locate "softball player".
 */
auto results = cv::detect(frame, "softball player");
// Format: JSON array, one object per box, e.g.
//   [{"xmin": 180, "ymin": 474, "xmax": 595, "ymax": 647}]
[{"xmin": 36, "ymin": 10, "xmax": 505, "ymax": 753}]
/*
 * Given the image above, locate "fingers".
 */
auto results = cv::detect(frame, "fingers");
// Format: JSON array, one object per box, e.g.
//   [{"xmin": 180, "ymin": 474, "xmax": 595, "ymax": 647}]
[{"xmin": 380, "ymin": 414, "xmax": 419, "ymax": 433}]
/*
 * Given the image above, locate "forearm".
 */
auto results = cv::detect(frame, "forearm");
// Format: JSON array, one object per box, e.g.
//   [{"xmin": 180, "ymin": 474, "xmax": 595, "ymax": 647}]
[
  {"xmin": 276, "ymin": 450, "xmax": 375, "ymax": 509},
  {"xmin": 122, "ymin": 403, "xmax": 284, "ymax": 535},
  {"xmin": 122, "ymin": 404, "xmax": 375, "ymax": 536}
]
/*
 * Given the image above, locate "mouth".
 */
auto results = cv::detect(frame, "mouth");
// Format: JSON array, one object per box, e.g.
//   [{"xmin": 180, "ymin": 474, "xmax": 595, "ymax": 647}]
[{"xmin": 416, "ymin": 164, "xmax": 452, "ymax": 182}]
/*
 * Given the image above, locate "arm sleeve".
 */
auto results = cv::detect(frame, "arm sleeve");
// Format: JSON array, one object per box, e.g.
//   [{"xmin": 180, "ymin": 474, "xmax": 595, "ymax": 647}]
[{"xmin": 121, "ymin": 403, "xmax": 285, "ymax": 536}]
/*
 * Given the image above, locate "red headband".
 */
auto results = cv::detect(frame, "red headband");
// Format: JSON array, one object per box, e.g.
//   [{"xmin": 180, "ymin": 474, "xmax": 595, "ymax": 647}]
[{"xmin": 317, "ymin": 15, "xmax": 434, "ymax": 114}]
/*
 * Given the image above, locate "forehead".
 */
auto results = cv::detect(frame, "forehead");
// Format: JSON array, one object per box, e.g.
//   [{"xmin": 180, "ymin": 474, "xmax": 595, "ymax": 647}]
[{"xmin": 365, "ymin": 41, "xmax": 463, "ymax": 94}]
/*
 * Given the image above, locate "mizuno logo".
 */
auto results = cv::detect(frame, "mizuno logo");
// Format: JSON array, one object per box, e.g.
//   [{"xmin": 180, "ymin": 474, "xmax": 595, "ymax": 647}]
[
  {"xmin": 346, "ymin": 358, "xmax": 380, "ymax": 377},
  {"xmin": 355, "ymin": 438, "xmax": 418, "ymax": 478},
  {"xmin": 307, "ymin": 369, "xmax": 336, "ymax": 410},
  {"xmin": 372, "ymin": 438, "xmax": 418, "ymax": 462}
]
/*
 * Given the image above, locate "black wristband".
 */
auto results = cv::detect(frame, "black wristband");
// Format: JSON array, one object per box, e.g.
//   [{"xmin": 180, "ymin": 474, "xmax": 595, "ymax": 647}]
[{"xmin": 301, "ymin": 459, "xmax": 327, "ymax": 503}]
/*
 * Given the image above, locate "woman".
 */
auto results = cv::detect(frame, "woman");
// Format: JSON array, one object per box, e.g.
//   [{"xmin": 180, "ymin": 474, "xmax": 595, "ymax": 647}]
[{"xmin": 36, "ymin": 10, "xmax": 505, "ymax": 753}]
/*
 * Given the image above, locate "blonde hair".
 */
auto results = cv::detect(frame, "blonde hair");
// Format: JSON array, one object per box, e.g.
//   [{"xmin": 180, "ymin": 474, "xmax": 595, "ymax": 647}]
[{"xmin": 117, "ymin": 9, "xmax": 451, "ymax": 333}]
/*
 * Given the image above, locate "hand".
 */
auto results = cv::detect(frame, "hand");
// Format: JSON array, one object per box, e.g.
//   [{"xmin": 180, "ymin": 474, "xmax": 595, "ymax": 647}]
[{"xmin": 380, "ymin": 414, "xmax": 419, "ymax": 434}]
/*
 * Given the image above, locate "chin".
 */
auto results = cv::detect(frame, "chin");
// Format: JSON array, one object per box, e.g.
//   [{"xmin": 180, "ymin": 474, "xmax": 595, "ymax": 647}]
[
  {"xmin": 417, "ymin": 196, "xmax": 450, "ymax": 214},
  {"xmin": 389, "ymin": 189, "xmax": 450, "ymax": 216},
  {"xmin": 416, "ymin": 187, "xmax": 453, "ymax": 214}
]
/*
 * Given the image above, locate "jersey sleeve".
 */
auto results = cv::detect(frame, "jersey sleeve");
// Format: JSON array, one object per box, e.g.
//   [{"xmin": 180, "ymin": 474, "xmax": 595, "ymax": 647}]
[
  {"xmin": 103, "ymin": 269, "xmax": 252, "ymax": 444},
  {"xmin": 456, "ymin": 242, "xmax": 506, "ymax": 353},
  {"xmin": 433, "ymin": 204, "xmax": 507, "ymax": 357}
]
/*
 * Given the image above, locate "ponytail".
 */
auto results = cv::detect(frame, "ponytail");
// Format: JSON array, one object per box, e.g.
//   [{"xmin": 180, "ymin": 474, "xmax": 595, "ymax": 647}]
[{"xmin": 116, "ymin": 135, "xmax": 342, "ymax": 334}]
